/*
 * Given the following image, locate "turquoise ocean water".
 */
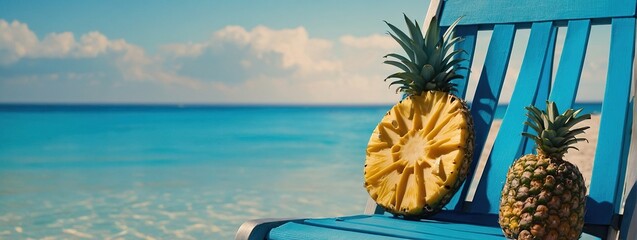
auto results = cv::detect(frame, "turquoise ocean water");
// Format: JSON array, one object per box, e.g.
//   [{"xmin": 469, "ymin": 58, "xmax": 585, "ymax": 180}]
[{"xmin": 0, "ymin": 103, "xmax": 601, "ymax": 239}]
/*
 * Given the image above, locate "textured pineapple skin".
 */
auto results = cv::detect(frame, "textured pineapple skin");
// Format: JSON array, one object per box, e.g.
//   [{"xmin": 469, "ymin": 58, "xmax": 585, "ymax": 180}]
[
  {"xmin": 364, "ymin": 91, "xmax": 474, "ymax": 218},
  {"xmin": 499, "ymin": 154, "xmax": 586, "ymax": 240}
]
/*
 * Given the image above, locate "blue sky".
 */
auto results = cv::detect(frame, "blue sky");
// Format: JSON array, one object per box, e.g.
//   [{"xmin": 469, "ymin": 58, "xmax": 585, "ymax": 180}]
[{"xmin": 0, "ymin": 0, "xmax": 608, "ymax": 104}]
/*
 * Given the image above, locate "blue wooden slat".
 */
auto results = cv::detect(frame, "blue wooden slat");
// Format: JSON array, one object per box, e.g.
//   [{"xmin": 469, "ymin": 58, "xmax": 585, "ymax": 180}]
[
  {"xmin": 617, "ymin": 101, "xmax": 634, "ymax": 214},
  {"xmin": 430, "ymin": 211, "xmax": 500, "ymax": 227},
  {"xmin": 439, "ymin": 0, "xmax": 636, "ymax": 26},
  {"xmin": 345, "ymin": 214, "xmax": 502, "ymax": 236},
  {"xmin": 548, "ymin": 20, "xmax": 592, "ymax": 110},
  {"xmin": 303, "ymin": 216, "xmax": 503, "ymax": 240},
  {"xmin": 523, "ymin": 25, "xmax": 557, "ymax": 154},
  {"xmin": 453, "ymin": 25, "xmax": 478, "ymax": 98},
  {"xmin": 587, "ymin": 17, "xmax": 635, "ymax": 225},
  {"xmin": 270, "ymin": 215, "xmax": 602, "ymax": 240},
  {"xmin": 446, "ymin": 24, "xmax": 516, "ymax": 211},
  {"xmin": 471, "ymin": 21, "xmax": 554, "ymax": 214},
  {"xmin": 268, "ymin": 222, "xmax": 404, "ymax": 240},
  {"xmin": 621, "ymin": 131, "xmax": 637, "ymax": 240}
]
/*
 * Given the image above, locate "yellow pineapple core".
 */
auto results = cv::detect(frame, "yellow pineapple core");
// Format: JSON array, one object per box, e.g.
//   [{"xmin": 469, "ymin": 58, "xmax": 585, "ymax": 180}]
[{"xmin": 364, "ymin": 91, "xmax": 473, "ymax": 217}]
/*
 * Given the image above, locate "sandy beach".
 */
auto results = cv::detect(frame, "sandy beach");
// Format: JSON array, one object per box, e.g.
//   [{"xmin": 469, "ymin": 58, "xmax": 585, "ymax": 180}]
[{"xmin": 472, "ymin": 114, "xmax": 600, "ymax": 193}]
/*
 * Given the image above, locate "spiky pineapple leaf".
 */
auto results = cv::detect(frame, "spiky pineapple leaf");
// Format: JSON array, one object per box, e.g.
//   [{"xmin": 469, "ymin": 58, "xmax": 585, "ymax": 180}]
[
  {"xmin": 522, "ymin": 132, "xmax": 540, "ymax": 142},
  {"xmin": 386, "ymin": 72, "xmax": 423, "ymax": 83},
  {"xmin": 388, "ymin": 80, "xmax": 414, "ymax": 91},
  {"xmin": 387, "ymin": 32, "xmax": 415, "ymax": 62},
  {"xmin": 409, "ymin": 40, "xmax": 429, "ymax": 66},
  {"xmin": 564, "ymin": 113, "xmax": 591, "ymax": 129},
  {"xmin": 561, "ymin": 126, "xmax": 590, "ymax": 140},
  {"xmin": 442, "ymin": 16, "xmax": 463, "ymax": 43},
  {"xmin": 385, "ymin": 20, "xmax": 413, "ymax": 45},
  {"xmin": 384, "ymin": 53, "xmax": 409, "ymax": 62},
  {"xmin": 441, "ymin": 50, "xmax": 467, "ymax": 68},
  {"xmin": 425, "ymin": 17, "xmax": 440, "ymax": 46},
  {"xmin": 384, "ymin": 60, "xmax": 412, "ymax": 73},
  {"xmin": 441, "ymin": 58, "xmax": 467, "ymax": 73},
  {"xmin": 523, "ymin": 121, "xmax": 541, "ymax": 135},
  {"xmin": 384, "ymin": 54, "xmax": 419, "ymax": 72},
  {"xmin": 526, "ymin": 106, "xmax": 545, "ymax": 129},
  {"xmin": 547, "ymin": 101, "xmax": 559, "ymax": 122},
  {"xmin": 563, "ymin": 138, "xmax": 589, "ymax": 146},
  {"xmin": 404, "ymin": 14, "xmax": 424, "ymax": 51},
  {"xmin": 542, "ymin": 115, "xmax": 551, "ymax": 131}
]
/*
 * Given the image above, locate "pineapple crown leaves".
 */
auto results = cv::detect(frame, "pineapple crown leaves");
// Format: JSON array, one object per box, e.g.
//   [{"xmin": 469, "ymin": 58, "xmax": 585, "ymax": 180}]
[
  {"xmin": 522, "ymin": 101, "xmax": 591, "ymax": 158},
  {"xmin": 383, "ymin": 14, "xmax": 467, "ymax": 96}
]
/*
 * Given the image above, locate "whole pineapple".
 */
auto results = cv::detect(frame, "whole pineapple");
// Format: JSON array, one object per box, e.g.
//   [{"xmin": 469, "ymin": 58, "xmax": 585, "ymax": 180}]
[
  {"xmin": 499, "ymin": 101, "xmax": 590, "ymax": 239},
  {"xmin": 364, "ymin": 15, "xmax": 474, "ymax": 218}
]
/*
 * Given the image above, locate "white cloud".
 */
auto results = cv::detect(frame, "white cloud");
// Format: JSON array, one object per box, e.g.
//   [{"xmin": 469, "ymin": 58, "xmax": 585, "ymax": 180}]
[
  {"xmin": 0, "ymin": 19, "xmax": 199, "ymax": 88},
  {"xmin": 0, "ymin": 18, "xmax": 613, "ymax": 104},
  {"xmin": 0, "ymin": 20, "xmax": 404, "ymax": 103},
  {"xmin": 339, "ymin": 34, "xmax": 395, "ymax": 50},
  {"xmin": 36, "ymin": 32, "xmax": 75, "ymax": 57},
  {"xmin": 76, "ymin": 31, "xmax": 109, "ymax": 57},
  {"xmin": 0, "ymin": 20, "xmax": 109, "ymax": 61},
  {"xmin": 0, "ymin": 20, "xmax": 38, "ymax": 64},
  {"xmin": 156, "ymin": 25, "xmax": 401, "ymax": 103},
  {"xmin": 161, "ymin": 25, "xmax": 344, "ymax": 76}
]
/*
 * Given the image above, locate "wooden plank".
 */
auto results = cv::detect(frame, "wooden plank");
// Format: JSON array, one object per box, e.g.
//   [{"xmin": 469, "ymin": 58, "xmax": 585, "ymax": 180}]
[
  {"xmin": 548, "ymin": 20, "xmax": 592, "ymax": 109},
  {"xmin": 268, "ymin": 222, "xmax": 405, "ymax": 240},
  {"xmin": 470, "ymin": 22, "xmax": 554, "ymax": 214},
  {"xmin": 439, "ymin": 0, "xmax": 636, "ymax": 27},
  {"xmin": 523, "ymin": 25, "xmax": 557, "ymax": 154},
  {"xmin": 422, "ymin": 0, "xmax": 443, "ymax": 36},
  {"xmin": 445, "ymin": 24, "xmax": 516, "ymax": 211},
  {"xmin": 302, "ymin": 216, "xmax": 503, "ymax": 240},
  {"xmin": 587, "ymin": 17, "xmax": 636, "ymax": 225},
  {"xmin": 616, "ymin": 100, "xmax": 634, "ymax": 214},
  {"xmin": 342, "ymin": 215, "xmax": 502, "ymax": 235},
  {"xmin": 235, "ymin": 218, "xmax": 304, "ymax": 240},
  {"xmin": 621, "ymin": 150, "xmax": 637, "ymax": 240},
  {"xmin": 270, "ymin": 215, "xmax": 601, "ymax": 240},
  {"xmin": 453, "ymin": 25, "xmax": 478, "ymax": 98},
  {"xmin": 430, "ymin": 211, "xmax": 500, "ymax": 227},
  {"xmin": 621, "ymin": 101, "xmax": 637, "ymax": 240}
]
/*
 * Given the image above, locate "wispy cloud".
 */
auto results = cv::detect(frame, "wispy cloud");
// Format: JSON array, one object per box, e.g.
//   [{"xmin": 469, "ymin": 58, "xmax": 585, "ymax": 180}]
[
  {"xmin": 0, "ymin": 19, "xmax": 200, "ymax": 89},
  {"xmin": 1, "ymin": 19, "xmax": 402, "ymax": 103},
  {"xmin": 0, "ymin": 18, "xmax": 609, "ymax": 104}
]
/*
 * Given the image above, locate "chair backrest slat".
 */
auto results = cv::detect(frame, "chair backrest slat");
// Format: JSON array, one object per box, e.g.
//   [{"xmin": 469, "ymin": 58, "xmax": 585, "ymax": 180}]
[
  {"xmin": 471, "ymin": 22, "xmax": 554, "ymax": 214},
  {"xmin": 439, "ymin": 0, "xmax": 636, "ymax": 27},
  {"xmin": 548, "ymin": 20, "xmax": 592, "ymax": 110},
  {"xmin": 587, "ymin": 17, "xmax": 636, "ymax": 225},
  {"xmin": 453, "ymin": 25, "xmax": 479, "ymax": 98},
  {"xmin": 522, "ymin": 26, "xmax": 558, "ymax": 154},
  {"xmin": 446, "ymin": 24, "xmax": 516, "ymax": 211}
]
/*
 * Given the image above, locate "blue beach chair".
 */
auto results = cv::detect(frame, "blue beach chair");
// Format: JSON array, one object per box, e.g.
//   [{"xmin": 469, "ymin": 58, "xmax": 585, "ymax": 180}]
[{"xmin": 236, "ymin": 0, "xmax": 637, "ymax": 239}]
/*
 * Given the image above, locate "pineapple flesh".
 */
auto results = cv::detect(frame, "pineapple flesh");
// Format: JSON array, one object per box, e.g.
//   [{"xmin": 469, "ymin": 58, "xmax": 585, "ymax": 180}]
[
  {"xmin": 499, "ymin": 101, "xmax": 590, "ymax": 239},
  {"xmin": 364, "ymin": 15, "xmax": 474, "ymax": 218}
]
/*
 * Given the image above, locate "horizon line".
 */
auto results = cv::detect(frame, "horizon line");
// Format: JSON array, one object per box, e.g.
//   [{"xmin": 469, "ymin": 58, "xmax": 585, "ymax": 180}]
[{"xmin": 0, "ymin": 101, "xmax": 605, "ymax": 107}]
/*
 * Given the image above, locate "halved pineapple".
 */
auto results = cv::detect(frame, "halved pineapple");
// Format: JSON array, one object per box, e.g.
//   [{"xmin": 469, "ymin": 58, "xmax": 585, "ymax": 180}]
[
  {"xmin": 365, "ymin": 91, "xmax": 473, "ymax": 217},
  {"xmin": 364, "ymin": 15, "xmax": 473, "ymax": 218}
]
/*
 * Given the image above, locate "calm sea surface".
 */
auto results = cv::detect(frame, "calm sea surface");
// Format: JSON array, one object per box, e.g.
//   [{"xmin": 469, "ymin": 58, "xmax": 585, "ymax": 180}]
[{"xmin": 0, "ymin": 103, "xmax": 601, "ymax": 239}]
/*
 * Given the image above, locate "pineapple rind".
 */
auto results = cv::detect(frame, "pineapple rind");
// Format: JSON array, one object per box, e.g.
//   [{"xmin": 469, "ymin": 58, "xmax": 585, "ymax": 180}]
[{"xmin": 499, "ymin": 154, "xmax": 586, "ymax": 240}]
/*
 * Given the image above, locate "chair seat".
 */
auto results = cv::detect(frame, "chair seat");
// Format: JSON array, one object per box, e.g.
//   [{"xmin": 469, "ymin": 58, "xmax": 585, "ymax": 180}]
[{"xmin": 268, "ymin": 214, "xmax": 601, "ymax": 240}]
